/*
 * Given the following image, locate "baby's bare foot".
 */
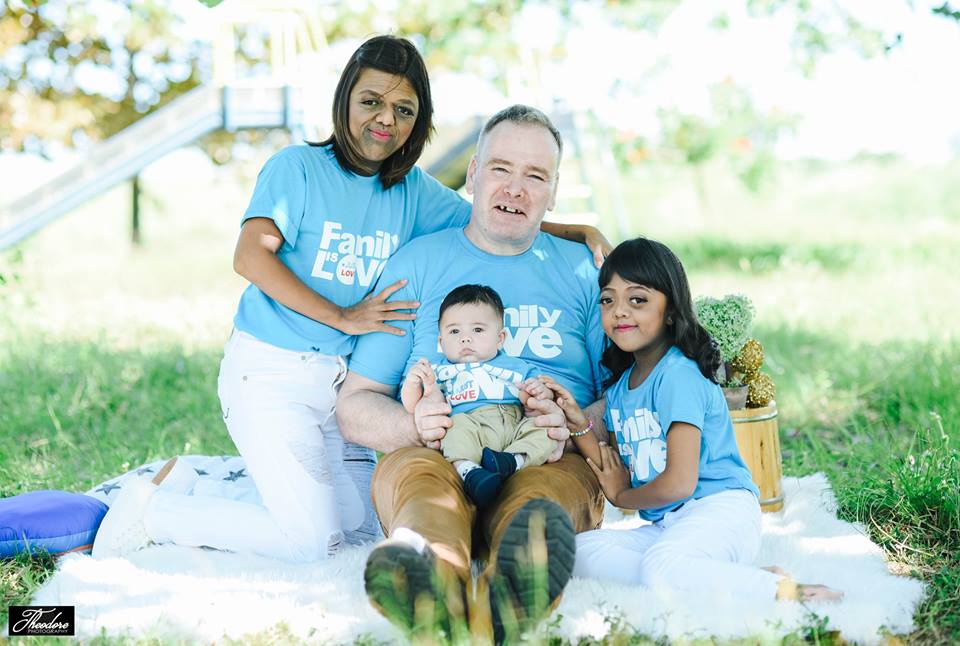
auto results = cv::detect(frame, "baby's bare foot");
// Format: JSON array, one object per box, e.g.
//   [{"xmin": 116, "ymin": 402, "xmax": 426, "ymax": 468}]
[{"xmin": 798, "ymin": 584, "xmax": 844, "ymax": 602}]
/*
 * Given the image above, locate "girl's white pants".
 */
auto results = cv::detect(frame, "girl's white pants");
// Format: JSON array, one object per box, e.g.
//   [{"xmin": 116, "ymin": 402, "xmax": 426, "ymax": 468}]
[
  {"xmin": 574, "ymin": 488, "xmax": 781, "ymax": 599},
  {"xmin": 143, "ymin": 330, "xmax": 380, "ymax": 562}
]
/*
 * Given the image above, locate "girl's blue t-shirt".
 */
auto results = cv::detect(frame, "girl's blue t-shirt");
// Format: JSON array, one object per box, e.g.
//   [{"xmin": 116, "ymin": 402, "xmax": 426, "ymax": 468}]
[
  {"xmin": 233, "ymin": 144, "xmax": 472, "ymax": 355},
  {"xmin": 604, "ymin": 346, "xmax": 758, "ymax": 522}
]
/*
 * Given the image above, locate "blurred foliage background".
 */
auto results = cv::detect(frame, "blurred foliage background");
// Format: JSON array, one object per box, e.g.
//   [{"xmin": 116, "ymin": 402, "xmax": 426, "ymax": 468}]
[{"xmin": 2, "ymin": 1, "xmax": 960, "ymax": 643}]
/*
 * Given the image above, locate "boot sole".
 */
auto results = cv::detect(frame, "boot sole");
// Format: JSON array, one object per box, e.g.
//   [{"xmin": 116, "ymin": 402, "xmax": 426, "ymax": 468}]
[
  {"xmin": 364, "ymin": 542, "xmax": 462, "ymax": 641},
  {"xmin": 489, "ymin": 498, "xmax": 575, "ymax": 643}
]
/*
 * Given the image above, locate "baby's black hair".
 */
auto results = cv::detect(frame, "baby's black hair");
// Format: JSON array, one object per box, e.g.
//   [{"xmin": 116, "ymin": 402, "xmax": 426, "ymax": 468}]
[
  {"xmin": 599, "ymin": 237, "xmax": 721, "ymax": 389},
  {"xmin": 439, "ymin": 284, "xmax": 505, "ymax": 322}
]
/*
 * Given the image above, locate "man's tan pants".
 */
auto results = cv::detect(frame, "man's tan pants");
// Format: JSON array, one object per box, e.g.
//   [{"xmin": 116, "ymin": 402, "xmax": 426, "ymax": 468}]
[{"xmin": 371, "ymin": 447, "xmax": 604, "ymax": 639}]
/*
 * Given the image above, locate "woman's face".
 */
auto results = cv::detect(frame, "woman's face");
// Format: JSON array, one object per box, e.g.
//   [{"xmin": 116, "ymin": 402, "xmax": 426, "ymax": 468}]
[{"xmin": 347, "ymin": 68, "xmax": 419, "ymax": 173}]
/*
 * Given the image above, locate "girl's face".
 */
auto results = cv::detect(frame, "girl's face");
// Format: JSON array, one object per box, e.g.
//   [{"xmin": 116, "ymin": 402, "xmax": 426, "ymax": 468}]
[
  {"xmin": 600, "ymin": 273, "xmax": 670, "ymax": 355},
  {"xmin": 347, "ymin": 68, "xmax": 419, "ymax": 173}
]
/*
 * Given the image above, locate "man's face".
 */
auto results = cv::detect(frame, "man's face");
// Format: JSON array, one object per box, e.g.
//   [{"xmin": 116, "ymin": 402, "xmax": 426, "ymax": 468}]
[
  {"xmin": 465, "ymin": 122, "xmax": 559, "ymax": 250},
  {"xmin": 438, "ymin": 302, "xmax": 506, "ymax": 363}
]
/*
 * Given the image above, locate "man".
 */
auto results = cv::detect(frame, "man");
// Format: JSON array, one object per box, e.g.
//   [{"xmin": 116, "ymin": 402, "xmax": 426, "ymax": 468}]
[{"xmin": 337, "ymin": 105, "xmax": 607, "ymax": 643}]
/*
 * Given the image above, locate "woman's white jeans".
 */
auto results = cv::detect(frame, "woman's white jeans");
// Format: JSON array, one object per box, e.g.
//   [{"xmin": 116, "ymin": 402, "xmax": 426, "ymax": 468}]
[
  {"xmin": 143, "ymin": 330, "xmax": 380, "ymax": 562},
  {"xmin": 574, "ymin": 489, "xmax": 781, "ymax": 599}
]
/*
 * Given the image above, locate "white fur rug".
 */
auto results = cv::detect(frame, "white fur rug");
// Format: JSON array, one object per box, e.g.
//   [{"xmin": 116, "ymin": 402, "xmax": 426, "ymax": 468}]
[{"xmin": 34, "ymin": 473, "xmax": 924, "ymax": 644}]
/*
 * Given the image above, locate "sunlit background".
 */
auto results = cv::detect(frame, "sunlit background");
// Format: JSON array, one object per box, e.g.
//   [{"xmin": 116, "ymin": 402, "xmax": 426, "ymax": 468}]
[
  {"xmin": 2, "ymin": 0, "xmax": 958, "ymax": 345},
  {"xmin": 2, "ymin": 2, "xmax": 959, "ymax": 641}
]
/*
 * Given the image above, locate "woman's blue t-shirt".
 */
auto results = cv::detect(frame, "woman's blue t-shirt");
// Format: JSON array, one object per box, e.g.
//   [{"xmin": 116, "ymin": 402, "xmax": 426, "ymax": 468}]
[
  {"xmin": 233, "ymin": 144, "xmax": 471, "ymax": 355},
  {"xmin": 604, "ymin": 346, "xmax": 758, "ymax": 522}
]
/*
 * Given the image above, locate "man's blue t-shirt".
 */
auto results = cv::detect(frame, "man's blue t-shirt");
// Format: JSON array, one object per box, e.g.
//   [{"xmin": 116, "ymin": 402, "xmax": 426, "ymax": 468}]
[
  {"xmin": 604, "ymin": 346, "xmax": 758, "ymax": 522},
  {"xmin": 349, "ymin": 228, "xmax": 605, "ymax": 408},
  {"xmin": 434, "ymin": 352, "xmax": 539, "ymax": 414},
  {"xmin": 234, "ymin": 144, "xmax": 472, "ymax": 355}
]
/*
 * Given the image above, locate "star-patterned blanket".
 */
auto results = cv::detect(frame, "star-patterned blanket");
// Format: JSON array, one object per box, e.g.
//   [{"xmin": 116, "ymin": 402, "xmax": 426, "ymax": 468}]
[{"xmin": 88, "ymin": 456, "xmax": 257, "ymax": 507}]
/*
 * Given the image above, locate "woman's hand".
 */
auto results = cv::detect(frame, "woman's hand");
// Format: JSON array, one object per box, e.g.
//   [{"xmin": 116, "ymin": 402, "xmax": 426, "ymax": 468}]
[
  {"xmin": 586, "ymin": 442, "xmax": 632, "ymax": 505},
  {"xmin": 583, "ymin": 226, "xmax": 613, "ymax": 268},
  {"xmin": 337, "ymin": 279, "xmax": 420, "ymax": 335}
]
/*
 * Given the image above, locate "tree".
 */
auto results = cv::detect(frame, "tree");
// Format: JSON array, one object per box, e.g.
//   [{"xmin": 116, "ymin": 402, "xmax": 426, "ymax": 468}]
[{"xmin": 0, "ymin": 0, "xmax": 204, "ymax": 156}]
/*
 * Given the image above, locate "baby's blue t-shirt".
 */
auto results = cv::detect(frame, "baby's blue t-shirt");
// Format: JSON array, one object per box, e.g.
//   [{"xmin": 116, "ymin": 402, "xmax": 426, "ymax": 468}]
[
  {"xmin": 233, "ymin": 144, "xmax": 472, "ymax": 354},
  {"xmin": 434, "ymin": 352, "xmax": 539, "ymax": 414},
  {"xmin": 604, "ymin": 346, "xmax": 758, "ymax": 522},
  {"xmin": 349, "ymin": 228, "xmax": 605, "ymax": 408}
]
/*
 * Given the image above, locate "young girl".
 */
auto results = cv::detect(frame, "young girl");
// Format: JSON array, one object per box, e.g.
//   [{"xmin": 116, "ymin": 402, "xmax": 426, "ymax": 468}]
[{"xmin": 544, "ymin": 237, "xmax": 841, "ymax": 602}]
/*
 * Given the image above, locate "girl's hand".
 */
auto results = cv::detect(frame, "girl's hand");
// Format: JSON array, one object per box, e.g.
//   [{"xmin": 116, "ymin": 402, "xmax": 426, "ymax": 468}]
[
  {"xmin": 583, "ymin": 226, "xmax": 613, "ymax": 268},
  {"xmin": 540, "ymin": 375, "xmax": 588, "ymax": 433},
  {"xmin": 586, "ymin": 442, "xmax": 632, "ymax": 505},
  {"xmin": 337, "ymin": 279, "xmax": 420, "ymax": 335}
]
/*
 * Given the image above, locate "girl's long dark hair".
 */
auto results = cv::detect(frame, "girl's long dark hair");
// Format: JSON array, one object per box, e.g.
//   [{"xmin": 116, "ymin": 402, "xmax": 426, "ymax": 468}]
[{"xmin": 599, "ymin": 237, "xmax": 721, "ymax": 389}]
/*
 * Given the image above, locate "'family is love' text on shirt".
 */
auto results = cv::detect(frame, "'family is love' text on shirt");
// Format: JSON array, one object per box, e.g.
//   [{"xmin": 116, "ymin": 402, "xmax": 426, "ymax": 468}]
[
  {"xmin": 349, "ymin": 228, "xmax": 606, "ymax": 408},
  {"xmin": 234, "ymin": 145, "xmax": 470, "ymax": 355}
]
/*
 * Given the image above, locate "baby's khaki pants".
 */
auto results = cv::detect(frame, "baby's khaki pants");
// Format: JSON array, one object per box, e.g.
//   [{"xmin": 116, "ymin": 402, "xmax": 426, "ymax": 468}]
[{"xmin": 440, "ymin": 403, "xmax": 556, "ymax": 467}]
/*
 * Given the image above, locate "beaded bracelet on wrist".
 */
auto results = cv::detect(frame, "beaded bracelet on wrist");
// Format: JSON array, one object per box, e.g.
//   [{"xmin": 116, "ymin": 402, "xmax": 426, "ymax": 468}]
[{"xmin": 569, "ymin": 420, "xmax": 593, "ymax": 438}]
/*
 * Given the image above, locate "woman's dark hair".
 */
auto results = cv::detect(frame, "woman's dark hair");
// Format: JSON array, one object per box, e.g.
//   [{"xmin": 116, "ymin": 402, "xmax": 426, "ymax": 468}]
[
  {"xmin": 439, "ymin": 284, "xmax": 504, "ymax": 322},
  {"xmin": 599, "ymin": 237, "xmax": 721, "ymax": 389},
  {"xmin": 312, "ymin": 35, "xmax": 433, "ymax": 189}
]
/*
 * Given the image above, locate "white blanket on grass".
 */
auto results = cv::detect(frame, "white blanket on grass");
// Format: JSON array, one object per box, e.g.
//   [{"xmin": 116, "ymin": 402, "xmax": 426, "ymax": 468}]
[{"xmin": 35, "ymin": 462, "xmax": 924, "ymax": 644}]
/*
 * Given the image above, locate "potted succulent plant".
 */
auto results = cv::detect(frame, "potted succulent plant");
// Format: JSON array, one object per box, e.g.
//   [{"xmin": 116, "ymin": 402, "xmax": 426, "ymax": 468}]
[{"xmin": 694, "ymin": 294, "xmax": 776, "ymax": 410}]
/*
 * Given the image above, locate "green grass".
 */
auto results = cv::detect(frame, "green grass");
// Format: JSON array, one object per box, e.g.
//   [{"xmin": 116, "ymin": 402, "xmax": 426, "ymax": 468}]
[{"xmin": 1, "ymin": 153, "xmax": 959, "ymax": 643}]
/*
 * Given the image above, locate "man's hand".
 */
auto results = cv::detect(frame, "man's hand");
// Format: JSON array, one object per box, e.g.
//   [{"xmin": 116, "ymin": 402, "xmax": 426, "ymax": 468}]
[
  {"xmin": 412, "ymin": 393, "xmax": 452, "ymax": 450},
  {"xmin": 586, "ymin": 442, "xmax": 632, "ymax": 505},
  {"xmin": 521, "ymin": 395, "xmax": 568, "ymax": 463}
]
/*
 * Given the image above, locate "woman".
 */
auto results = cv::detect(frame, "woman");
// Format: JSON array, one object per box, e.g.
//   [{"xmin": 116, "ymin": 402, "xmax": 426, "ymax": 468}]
[{"xmin": 93, "ymin": 35, "xmax": 610, "ymax": 562}]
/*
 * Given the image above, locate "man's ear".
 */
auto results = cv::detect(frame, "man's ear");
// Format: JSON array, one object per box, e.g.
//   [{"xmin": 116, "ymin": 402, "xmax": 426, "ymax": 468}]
[
  {"xmin": 465, "ymin": 156, "xmax": 478, "ymax": 195},
  {"xmin": 497, "ymin": 327, "xmax": 507, "ymax": 349}
]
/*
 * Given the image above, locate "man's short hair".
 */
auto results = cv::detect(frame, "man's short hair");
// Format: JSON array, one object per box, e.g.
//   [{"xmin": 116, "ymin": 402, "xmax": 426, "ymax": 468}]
[
  {"xmin": 476, "ymin": 104, "xmax": 563, "ymax": 161},
  {"xmin": 438, "ymin": 284, "xmax": 505, "ymax": 322}
]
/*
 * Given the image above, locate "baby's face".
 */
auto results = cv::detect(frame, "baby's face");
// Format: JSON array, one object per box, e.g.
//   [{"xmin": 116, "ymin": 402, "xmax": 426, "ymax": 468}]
[{"xmin": 438, "ymin": 302, "xmax": 505, "ymax": 363}]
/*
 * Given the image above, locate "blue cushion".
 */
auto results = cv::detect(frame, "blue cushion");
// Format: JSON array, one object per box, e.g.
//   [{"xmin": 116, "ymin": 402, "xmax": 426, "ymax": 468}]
[{"xmin": 0, "ymin": 490, "xmax": 108, "ymax": 557}]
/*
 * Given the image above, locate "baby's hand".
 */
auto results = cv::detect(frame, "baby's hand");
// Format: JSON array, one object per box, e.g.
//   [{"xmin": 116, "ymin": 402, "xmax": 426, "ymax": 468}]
[
  {"xmin": 406, "ymin": 358, "xmax": 432, "ymax": 384},
  {"xmin": 401, "ymin": 358, "xmax": 443, "ymax": 413},
  {"xmin": 522, "ymin": 377, "xmax": 554, "ymax": 401}
]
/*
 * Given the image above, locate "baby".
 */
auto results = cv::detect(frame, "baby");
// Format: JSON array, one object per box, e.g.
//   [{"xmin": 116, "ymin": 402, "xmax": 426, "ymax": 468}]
[{"xmin": 401, "ymin": 284, "xmax": 557, "ymax": 508}]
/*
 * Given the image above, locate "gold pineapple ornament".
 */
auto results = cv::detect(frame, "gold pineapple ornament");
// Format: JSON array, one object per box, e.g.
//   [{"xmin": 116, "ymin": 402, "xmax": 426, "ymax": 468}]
[
  {"xmin": 746, "ymin": 372, "xmax": 776, "ymax": 408},
  {"xmin": 732, "ymin": 338, "xmax": 764, "ymax": 377}
]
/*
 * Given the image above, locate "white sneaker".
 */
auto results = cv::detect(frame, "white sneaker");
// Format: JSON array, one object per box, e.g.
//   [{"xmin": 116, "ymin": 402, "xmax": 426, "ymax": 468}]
[{"xmin": 92, "ymin": 477, "xmax": 157, "ymax": 559}]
